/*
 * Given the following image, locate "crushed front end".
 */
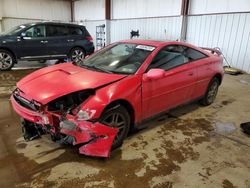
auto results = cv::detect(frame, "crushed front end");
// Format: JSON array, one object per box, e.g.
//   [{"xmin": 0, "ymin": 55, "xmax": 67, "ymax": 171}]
[{"xmin": 11, "ymin": 88, "xmax": 118, "ymax": 158}]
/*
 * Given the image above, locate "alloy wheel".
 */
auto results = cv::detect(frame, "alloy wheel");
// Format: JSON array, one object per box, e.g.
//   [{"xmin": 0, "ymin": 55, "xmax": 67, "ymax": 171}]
[
  {"xmin": 71, "ymin": 49, "xmax": 85, "ymax": 63},
  {"xmin": 207, "ymin": 81, "xmax": 219, "ymax": 104},
  {"xmin": 102, "ymin": 112, "xmax": 126, "ymax": 145},
  {"xmin": 0, "ymin": 52, "xmax": 13, "ymax": 70}
]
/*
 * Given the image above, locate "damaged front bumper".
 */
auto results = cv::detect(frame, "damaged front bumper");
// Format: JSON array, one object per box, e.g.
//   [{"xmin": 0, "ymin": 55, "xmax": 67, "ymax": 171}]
[{"xmin": 11, "ymin": 95, "xmax": 118, "ymax": 158}]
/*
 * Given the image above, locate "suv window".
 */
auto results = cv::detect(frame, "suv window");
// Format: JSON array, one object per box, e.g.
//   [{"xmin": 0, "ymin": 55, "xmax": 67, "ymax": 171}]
[
  {"xmin": 46, "ymin": 25, "xmax": 68, "ymax": 37},
  {"xmin": 147, "ymin": 45, "xmax": 189, "ymax": 71},
  {"xmin": 68, "ymin": 26, "xmax": 83, "ymax": 35},
  {"xmin": 24, "ymin": 25, "xmax": 46, "ymax": 38}
]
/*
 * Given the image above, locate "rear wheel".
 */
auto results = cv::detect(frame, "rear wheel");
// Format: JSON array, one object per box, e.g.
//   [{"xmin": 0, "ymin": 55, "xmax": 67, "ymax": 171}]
[
  {"xmin": 69, "ymin": 47, "xmax": 85, "ymax": 63},
  {"xmin": 200, "ymin": 77, "xmax": 220, "ymax": 106},
  {"xmin": 100, "ymin": 105, "xmax": 130, "ymax": 149},
  {"xmin": 0, "ymin": 50, "xmax": 15, "ymax": 71}
]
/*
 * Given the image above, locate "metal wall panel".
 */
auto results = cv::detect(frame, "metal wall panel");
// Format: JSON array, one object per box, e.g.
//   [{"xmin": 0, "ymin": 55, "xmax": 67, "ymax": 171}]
[
  {"xmin": 2, "ymin": 0, "xmax": 71, "ymax": 21},
  {"xmin": 2, "ymin": 18, "xmax": 43, "ymax": 31},
  {"xmin": 110, "ymin": 16, "xmax": 182, "ymax": 43},
  {"xmin": 112, "ymin": 0, "xmax": 182, "ymax": 19},
  {"xmin": 74, "ymin": 0, "xmax": 105, "ymax": 21},
  {"xmin": 186, "ymin": 13, "xmax": 250, "ymax": 73},
  {"xmin": 190, "ymin": 0, "xmax": 250, "ymax": 14},
  {"xmin": 0, "ymin": 0, "xmax": 2, "ymax": 19}
]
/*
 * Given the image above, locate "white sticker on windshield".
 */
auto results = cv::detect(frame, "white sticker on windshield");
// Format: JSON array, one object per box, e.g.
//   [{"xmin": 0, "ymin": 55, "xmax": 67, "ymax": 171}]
[{"xmin": 136, "ymin": 45, "xmax": 155, "ymax": 51}]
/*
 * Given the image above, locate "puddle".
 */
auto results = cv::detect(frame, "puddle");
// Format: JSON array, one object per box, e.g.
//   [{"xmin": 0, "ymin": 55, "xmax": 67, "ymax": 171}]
[
  {"xmin": 221, "ymin": 99, "xmax": 235, "ymax": 105},
  {"xmin": 215, "ymin": 122, "xmax": 236, "ymax": 134}
]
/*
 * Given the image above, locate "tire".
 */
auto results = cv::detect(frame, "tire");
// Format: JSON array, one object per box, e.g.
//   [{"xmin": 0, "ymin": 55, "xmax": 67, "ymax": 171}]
[
  {"xmin": 0, "ymin": 49, "xmax": 15, "ymax": 71},
  {"xmin": 100, "ymin": 105, "xmax": 130, "ymax": 149},
  {"xmin": 69, "ymin": 47, "xmax": 85, "ymax": 63},
  {"xmin": 200, "ymin": 77, "xmax": 220, "ymax": 106}
]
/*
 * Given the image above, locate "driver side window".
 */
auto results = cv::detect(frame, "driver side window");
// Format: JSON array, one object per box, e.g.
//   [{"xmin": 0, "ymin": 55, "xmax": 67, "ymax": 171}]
[
  {"xmin": 147, "ymin": 45, "xmax": 189, "ymax": 71},
  {"xmin": 24, "ymin": 25, "xmax": 46, "ymax": 38}
]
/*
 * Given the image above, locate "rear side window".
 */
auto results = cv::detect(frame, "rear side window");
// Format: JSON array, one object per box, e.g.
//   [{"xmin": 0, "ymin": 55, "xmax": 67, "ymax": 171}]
[
  {"xmin": 147, "ymin": 45, "xmax": 208, "ymax": 71},
  {"xmin": 24, "ymin": 25, "xmax": 46, "ymax": 38},
  {"xmin": 68, "ymin": 27, "xmax": 83, "ymax": 35},
  {"xmin": 184, "ymin": 48, "xmax": 207, "ymax": 61},
  {"xmin": 46, "ymin": 25, "xmax": 68, "ymax": 37}
]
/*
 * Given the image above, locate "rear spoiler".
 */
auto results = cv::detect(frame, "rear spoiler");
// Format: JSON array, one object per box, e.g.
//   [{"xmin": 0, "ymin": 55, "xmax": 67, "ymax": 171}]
[{"xmin": 200, "ymin": 47, "xmax": 222, "ymax": 56}]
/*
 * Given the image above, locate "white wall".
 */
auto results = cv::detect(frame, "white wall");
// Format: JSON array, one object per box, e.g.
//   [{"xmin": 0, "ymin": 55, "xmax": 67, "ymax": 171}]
[
  {"xmin": 74, "ymin": 0, "xmax": 105, "ymax": 21},
  {"xmin": 2, "ymin": 0, "xmax": 71, "ymax": 21},
  {"xmin": 0, "ymin": 0, "xmax": 2, "ymax": 19},
  {"xmin": 186, "ymin": 13, "xmax": 250, "ymax": 73},
  {"xmin": 190, "ymin": 0, "xmax": 250, "ymax": 14},
  {"xmin": 1, "ymin": 0, "xmax": 71, "ymax": 32},
  {"xmin": 112, "ymin": 0, "xmax": 182, "ymax": 19},
  {"xmin": 110, "ymin": 16, "xmax": 181, "ymax": 42}
]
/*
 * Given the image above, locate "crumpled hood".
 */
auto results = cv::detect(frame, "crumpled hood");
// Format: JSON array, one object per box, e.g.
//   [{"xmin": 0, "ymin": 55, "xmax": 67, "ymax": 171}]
[{"xmin": 17, "ymin": 63, "xmax": 126, "ymax": 104}]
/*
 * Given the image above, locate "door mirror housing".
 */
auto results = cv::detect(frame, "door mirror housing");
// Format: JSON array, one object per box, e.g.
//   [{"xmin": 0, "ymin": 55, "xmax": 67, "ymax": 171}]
[
  {"xmin": 20, "ymin": 32, "xmax": 26, "ymax": 38},
  {"xmin": 144, "ymin": 68, "xmax": 165, "ymax": 81}
]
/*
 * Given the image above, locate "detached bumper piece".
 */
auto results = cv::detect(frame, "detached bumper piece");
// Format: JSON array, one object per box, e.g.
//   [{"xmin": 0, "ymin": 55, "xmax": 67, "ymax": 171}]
[{"xmin": 60, "ymin": 120, "xmax": 118, "ymax": 158}]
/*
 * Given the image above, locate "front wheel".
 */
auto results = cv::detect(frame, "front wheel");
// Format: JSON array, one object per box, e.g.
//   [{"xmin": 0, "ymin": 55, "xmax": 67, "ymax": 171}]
[
  {"xmin": 0, "ymin": 50, "xmax": 15, "ymax": 71},
  {"xmin": 200, "ymin": 77, "xmax": 220, "ymax": 106},
  {"xmin": 100, "ymin": 105, "xmax": 130, "ymax": 149},
  {"xmin": 69, "ymin": 47, "xmax": 85, "ymax": 63}
]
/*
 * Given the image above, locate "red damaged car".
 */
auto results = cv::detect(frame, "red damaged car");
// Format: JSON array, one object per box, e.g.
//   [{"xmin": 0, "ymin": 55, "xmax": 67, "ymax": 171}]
[{"xmin": 11, "ymin": 40, "xmax": 223, "ymax": 157}]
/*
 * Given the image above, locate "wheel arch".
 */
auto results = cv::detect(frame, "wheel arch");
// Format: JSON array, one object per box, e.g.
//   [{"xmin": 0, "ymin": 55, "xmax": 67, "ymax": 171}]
[
  {"xmin": 101, "ymin": 99, "xmax": 135, "ymax": 132},
  {"xmin": 0, "ymin": 47, "xmax": 17, "ymax": 63},
  {"xmin": 213, "ymin": 73, "xmax": 222, "ymax": 85}
]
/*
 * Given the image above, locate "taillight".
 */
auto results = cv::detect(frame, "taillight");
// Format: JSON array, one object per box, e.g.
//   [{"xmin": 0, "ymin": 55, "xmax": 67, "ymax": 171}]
[{"xmin": 85, "ymin": 36, "xmax": 93, "ymax": 43}]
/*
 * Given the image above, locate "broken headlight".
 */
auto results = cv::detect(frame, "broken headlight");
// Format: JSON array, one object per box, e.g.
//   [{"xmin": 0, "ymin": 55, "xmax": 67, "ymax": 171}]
[{"xmin": 77, "ymin": 109, "xmax": 96, "ymax": 121}]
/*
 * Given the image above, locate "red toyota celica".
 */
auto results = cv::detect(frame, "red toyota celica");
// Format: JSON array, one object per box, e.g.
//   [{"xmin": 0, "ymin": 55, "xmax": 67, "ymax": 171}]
[{"xmin": 11, "ymin": 40, "xmax": 224, "ymax": 157}]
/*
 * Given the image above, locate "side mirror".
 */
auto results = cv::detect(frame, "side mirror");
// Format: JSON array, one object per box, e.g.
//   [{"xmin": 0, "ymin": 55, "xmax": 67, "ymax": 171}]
[
  {"xmin": 144, "ymin": 68, "xmax": 165, "ymax": 81},
  {"xmin": 20, "ymin": 32, "xmax": 26, "ymax": 38}
]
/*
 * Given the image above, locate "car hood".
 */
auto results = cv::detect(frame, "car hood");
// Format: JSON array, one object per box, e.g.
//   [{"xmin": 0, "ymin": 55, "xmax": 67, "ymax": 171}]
[{"xmin": 17, "ymin": 63, "xmax": 127, "ymax": 104}]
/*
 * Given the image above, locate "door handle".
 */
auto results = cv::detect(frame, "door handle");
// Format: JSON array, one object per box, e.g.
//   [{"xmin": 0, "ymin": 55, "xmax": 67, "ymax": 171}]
[
  {"xmin": 67, "ymin": 39, "xmax": 74, "ymax": 42},
  {"xmin": 40, "ymin": 40, "xmax": 48, "ymax": 44},
  {"xmin": 188, "ymin": 72, "xmax": 194, "ymax": 76}
]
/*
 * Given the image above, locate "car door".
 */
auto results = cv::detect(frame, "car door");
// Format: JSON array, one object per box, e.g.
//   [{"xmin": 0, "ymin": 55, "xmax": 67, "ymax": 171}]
[
  {"xmin": 17, "ymin": 24, "xmax": 49, "ymax": 59},
  {"xmin": 142, "ymin": 45, "xmax": 197, "ymax": 119},
  {"xmin": 45, "ymin": 24, "xmax": 70, "ymax": 57},
  {"xmin": 182, "ymin": 47, "xmax": 210, "ymax": 99}
]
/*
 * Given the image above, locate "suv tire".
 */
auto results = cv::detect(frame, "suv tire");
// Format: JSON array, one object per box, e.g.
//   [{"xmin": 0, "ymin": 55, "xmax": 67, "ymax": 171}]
[
  {"xmin": 69, "ymin": 47, "xmax": 85, "ymax": 63},
  {"xmin": 0, "ymin": 49, "xmax": 15, "ymax": 71}
]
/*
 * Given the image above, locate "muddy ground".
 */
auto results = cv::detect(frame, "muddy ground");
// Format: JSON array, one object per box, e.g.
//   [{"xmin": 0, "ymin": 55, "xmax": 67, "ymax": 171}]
[{"xmin": 0, "ymin": 66, "xmax": 250, "ymax": 188}]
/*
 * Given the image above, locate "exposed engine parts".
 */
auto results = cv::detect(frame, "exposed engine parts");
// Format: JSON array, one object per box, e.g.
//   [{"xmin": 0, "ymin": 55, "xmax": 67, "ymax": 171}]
[{"xmin": 47, "ymin": 89, "xmax": 95, "ymax": 113}]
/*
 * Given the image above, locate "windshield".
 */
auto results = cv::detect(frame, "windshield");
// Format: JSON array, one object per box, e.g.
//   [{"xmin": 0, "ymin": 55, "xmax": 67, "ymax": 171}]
[
  {"xmin": 1, "ymin": 25, "xmax": 28, "ymax": 35},
  {"xmin": 77, "ymin": 43, "xmax": 155, "ymax": 74}
]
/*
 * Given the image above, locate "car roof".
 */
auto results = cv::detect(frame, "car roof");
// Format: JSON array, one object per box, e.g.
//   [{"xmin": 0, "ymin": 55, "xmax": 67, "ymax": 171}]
[
  {"xmin": 120, "ymin": 39, "xmax": 197, "ymax": 47},
  {"xmin": 119, "ymin": 39, "xmax": 212, "ymax": 56},
  {"xmin": 120, "ymin": 39, "xmax": 166, "ymax": 47},
  {"xmin": 21, "ymin": 21, "xmax": 84, "ymax": 28}
]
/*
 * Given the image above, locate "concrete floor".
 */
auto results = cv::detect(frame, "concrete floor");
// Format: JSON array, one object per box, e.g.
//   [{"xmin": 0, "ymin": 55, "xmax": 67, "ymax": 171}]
[{"xmin": 0, "ymin": 65, "xmax": 250, "ymax": 188}]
